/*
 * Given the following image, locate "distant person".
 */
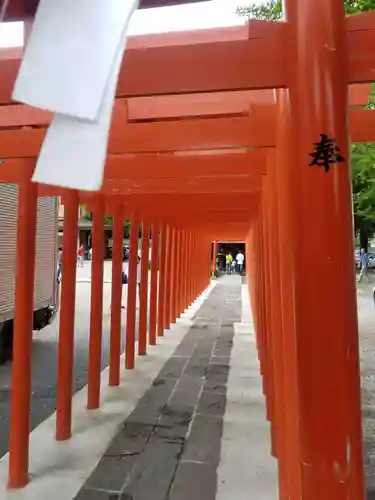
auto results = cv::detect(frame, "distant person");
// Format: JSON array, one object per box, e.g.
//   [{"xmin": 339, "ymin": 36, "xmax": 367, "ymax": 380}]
[
  {"xmin": 121, "ymin": 253, "xmax": 141, "ymax": 308},
  {"xmin": 121, "ymin": 248, "xmax": 128, "ymax": 309},
  {"xmin": 217, "ymin": 250, "xmax": 224, "ymax": 272},
  {"xmin": 123, "ymin": 246, "xmax": 129, "ymax": 261},
  {"xmin": 219, "ymin": 256, "xmax": 224, "ymax": 273},
  {"xmin": 77, "ymin": 244, "xmax": 84, "ymax": 267},
  {"xmin": 226, "ymin": 253, "xmax": 233, "ymax": 274},
  {"xmin": 236, "ymin": 251, "xmax": 245, "ymax": 275},
  {"xmin": 358, "ymin": 248, "xmax": 371, "ymax": 283},
  {"xmin": 136, "ymin": 254, "xmax": 142, "ymax": 300}
]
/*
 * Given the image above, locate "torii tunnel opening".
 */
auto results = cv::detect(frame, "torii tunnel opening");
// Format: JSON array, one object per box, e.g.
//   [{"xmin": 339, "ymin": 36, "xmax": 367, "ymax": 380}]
[{"xmin": 1, "ymin": 0, "xmax": 375, "ymax": 499}]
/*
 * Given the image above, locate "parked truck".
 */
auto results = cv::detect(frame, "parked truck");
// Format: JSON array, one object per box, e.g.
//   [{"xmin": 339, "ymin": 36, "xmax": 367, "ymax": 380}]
[{"xmin": 0, "ymin": 183, "xmax": 59, "ymax": 363}]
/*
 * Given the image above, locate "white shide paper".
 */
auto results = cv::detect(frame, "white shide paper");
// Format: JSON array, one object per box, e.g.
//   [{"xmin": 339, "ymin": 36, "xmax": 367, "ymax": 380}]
[
  {"xmin": 14, "ymin": 0, "xmax": 139, "ymax": 120},
  {"xmin": 31, "ymin": 30, "xmax": 129, "ymax": 191},
  {"xmin": 13, "ymin": 0, "xmax": 139, "ymax": 191}
]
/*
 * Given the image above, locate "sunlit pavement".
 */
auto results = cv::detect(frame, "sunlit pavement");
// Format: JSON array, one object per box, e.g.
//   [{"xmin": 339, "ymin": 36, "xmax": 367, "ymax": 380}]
[
  {"xmin": 75, "ymin": 260, "xmax": 122, "ymax": 282},
  {"xmin": 0, "ymin": 278, "xmax": 134, "ymax": 459}
]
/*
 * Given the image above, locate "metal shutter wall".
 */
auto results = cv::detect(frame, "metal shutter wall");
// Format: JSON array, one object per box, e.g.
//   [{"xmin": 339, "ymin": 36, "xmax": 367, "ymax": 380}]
[
  {"xmin": 34, "ymin": 196, "xmax": 58, "ymax": 310},
  {"xmin": 0, "ymin": 187, "xmax": 58, "ymax": 322},
  {"xmin": 0, "ymin": 183, "xmax": 18, "ymax": 323}
]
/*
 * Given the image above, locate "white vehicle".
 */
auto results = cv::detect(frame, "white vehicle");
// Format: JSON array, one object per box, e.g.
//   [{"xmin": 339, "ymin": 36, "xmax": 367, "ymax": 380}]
[
  {"xmin": 0, "ymin": 184, "xmax": 59, "ymax": 363},
  {"xmin": 368, "ymin": 253, "xmax": 375, "ymax": 268},
  {"xmin": 356, "ymin": 249, "xmax": 375, "ymax": 269}
]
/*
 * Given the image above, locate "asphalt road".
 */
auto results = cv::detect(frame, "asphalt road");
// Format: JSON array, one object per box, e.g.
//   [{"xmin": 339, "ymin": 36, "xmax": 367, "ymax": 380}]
[{"xmin": 0, "ymin": 279, "xmax": 133, "ymax": 459}]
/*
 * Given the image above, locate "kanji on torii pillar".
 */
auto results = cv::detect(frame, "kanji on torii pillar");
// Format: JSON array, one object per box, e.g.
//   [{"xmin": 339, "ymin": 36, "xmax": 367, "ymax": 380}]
[
  {"xmin": 252, "ymin": 1, "xmax": 367, "ymax": 499},
  {"xmin": 278, "ymin": 0, "xmax": 365, "ymax": 500}
]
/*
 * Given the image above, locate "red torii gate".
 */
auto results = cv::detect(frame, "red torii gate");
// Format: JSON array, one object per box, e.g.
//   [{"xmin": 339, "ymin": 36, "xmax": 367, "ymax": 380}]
[{"xmin": 0, "ymin": 1, "xmax": 374, "ymax": 499}]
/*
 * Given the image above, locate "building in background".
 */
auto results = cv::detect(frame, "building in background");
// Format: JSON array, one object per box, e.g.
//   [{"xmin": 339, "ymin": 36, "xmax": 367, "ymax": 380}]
[{"xmin": 58, "ymin": 199, "xmax": 114, "ymax": 258}]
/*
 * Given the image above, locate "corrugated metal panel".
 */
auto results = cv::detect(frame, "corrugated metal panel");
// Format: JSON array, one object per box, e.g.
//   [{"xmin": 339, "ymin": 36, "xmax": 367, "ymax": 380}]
[
  {"xmin": 0, "ymin": 184, "xmax": 18, "ymax": 323},
  {"xmin": 0, "ymin": 185, "xmax": 58, "ymax": 323},
  {"xmin": 35, "ymin": 196, "xmax": 58, "ymax": 310}
]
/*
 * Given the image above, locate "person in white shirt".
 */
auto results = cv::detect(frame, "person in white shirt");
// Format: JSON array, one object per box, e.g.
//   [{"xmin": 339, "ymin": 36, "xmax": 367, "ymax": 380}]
[
  {"xmin": 236, "ymin": 251, "xmax": 245, "ymax": 275},
  {"xmin": 121, "ymin": 254, "xmax": 128, "ymax": 309}
]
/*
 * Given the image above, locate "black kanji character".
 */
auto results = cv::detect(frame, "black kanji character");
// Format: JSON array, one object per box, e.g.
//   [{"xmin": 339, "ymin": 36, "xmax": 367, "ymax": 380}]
[{"xmin": 309, "ymin": 134, "xmax": 345, "ymax": 173}]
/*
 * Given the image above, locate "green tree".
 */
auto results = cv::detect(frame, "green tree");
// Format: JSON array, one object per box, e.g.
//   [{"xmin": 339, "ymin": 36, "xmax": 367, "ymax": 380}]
[
  {"xmin": 236, "ymin": 0, "xmax": 375, "ymax": 19},
  {"xmin": 351, "ymin": 142, "xmax": 375, "ymax": 248},
  {"xmin": 236, "ymin": 0, "xmax": 282, "ymax": 20},
  {"xmin": 351, "ymin": 87, "xmax": 375, "ymax": 249},
  {"xmin": 237, "ymin": 0, "xmax": 375, "ymax": 249},
  {"xmin": 81, "ymin": 210, "xmax": 112, "ymax": 225},
  {"xmin": 345, "ymin": 0, "xmax": 375, "ymax": 13},
  {"xmin": 81, "ymin": 206, "xmax": 131, "ymax": 236}
]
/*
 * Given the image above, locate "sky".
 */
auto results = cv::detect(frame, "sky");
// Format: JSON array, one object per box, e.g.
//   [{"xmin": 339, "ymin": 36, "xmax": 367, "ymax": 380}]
[{"xmin": 0, "ymin": 0, "xmax": 259, "ymax": 47}]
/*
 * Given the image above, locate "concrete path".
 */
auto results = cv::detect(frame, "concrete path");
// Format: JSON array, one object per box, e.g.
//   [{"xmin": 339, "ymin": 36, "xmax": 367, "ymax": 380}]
[
  {"xmin": 216, "ymin": 284, "xmax": 277, "ymax": 500},
  {"xmin": 0, "ymin": 276, "xmax": 276, "ymax": 500},
  {"xmin": 73, "ymin": 276, "xmax": 276, "ymax": 500},
  {"xmin": 76, "ymin": 261, "xmax": 118, "ymax": 283}
]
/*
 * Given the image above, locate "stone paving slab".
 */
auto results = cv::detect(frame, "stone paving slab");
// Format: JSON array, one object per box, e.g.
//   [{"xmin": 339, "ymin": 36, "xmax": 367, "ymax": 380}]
[
  {"xmin": 74, "ymin": 276, "xmax": 241, "ymax": 500},
  {"xmin": 215, "ymin": 284, "xmax": 278, "ymax": 500}
]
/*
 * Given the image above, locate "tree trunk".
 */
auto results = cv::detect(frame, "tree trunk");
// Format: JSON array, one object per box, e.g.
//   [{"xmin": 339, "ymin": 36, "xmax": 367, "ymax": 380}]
[{"xmin": 360, "ymin": 229, "xmax": 369, "ymax": 251}]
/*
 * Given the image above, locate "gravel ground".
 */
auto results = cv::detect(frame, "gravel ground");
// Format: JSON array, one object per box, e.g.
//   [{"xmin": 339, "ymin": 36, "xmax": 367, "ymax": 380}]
[{"xmin": 357, "ymin": 275, "xmax": 375, "ymax": 499}]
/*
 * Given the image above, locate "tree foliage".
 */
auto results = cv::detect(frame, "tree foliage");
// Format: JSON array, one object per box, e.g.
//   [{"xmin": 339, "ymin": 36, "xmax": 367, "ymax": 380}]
[
  {"xmin": 236, "ymin": 0, "xmax": 282, "ymax": 20},
  {"xmin": 236, "ymin": 0, "xmax": 375, "ymax": 19},
  {"xmin": 351, "ymin": 87, "xmax": 375, "ymax": 247},
  {"xmin": 81, "ymin": 206, "xmax": 131, "ymax": 236},
  {"xmin": 237, "ymin": 0, "xmax": 375, "ymax": 248},
  {"xmin": 351, "ymin": 143, "xmax": 375, "ymax": 246},
  {"xmin": 345, "ymin": 0, "xmax": 375, "ymax": 13}
]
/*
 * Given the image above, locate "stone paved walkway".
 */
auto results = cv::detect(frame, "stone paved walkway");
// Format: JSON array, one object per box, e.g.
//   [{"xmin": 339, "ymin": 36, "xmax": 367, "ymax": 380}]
[{"xmin": 75, "ymin": 277, "xmax": 241, "ymax": 500}]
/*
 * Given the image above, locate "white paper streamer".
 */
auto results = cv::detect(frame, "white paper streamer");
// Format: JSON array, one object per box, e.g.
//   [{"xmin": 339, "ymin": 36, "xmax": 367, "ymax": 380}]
[
  {"xmin": 12, "ymin": 0, "xmax": 139, "ymax": 191},
  {"xmin": 13, "ymin": 0, "xmax": 138, "ymax": 120},
  {"xmin": 31, "ymin": 30, "xmax": 128, "ymax": 191}
]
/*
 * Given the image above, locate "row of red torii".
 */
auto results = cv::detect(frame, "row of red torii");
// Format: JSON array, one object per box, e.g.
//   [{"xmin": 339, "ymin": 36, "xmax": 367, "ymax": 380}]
[{"xmin": 0, "ymin": 0, "xmax": 374, "ymax": 498}]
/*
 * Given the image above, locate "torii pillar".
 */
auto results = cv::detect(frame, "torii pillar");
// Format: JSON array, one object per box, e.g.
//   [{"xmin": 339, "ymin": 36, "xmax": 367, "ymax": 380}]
[{"xmin": 276, "ymin": 0, "xmax": 365, "ymax": 498}]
